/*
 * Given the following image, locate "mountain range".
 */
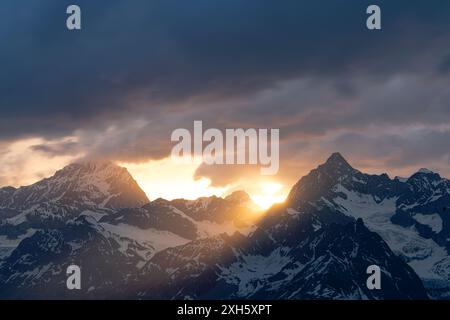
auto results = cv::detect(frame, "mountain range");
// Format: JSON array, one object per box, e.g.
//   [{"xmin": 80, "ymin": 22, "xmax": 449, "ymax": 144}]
[{"xmin": 0, "ymin": 153, "xmax": 448, "ymax": 299}]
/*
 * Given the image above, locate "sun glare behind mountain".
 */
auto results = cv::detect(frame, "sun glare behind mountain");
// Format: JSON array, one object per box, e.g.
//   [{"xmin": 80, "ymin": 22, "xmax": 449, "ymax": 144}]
[
  {"xmin": 120, "ymin": 159, "xmax": 287, "ymax": 210},
  {"xmin": 250, "ymin": 182, "xmax": 287, "ymax": 210},
  {"xmin": 120, "ymin": 158, "xmax": 228, "ymax": 201}
]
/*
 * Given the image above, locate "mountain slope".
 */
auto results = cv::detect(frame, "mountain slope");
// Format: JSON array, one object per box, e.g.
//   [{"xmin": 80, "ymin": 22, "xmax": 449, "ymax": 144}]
[
  {"xmin": 286, "ymin": 153, "xmax": 450, "ymax": 298},
  {"xmin": 0, "ymin": 215, "xmax": 155, "ymax": 299},
  {"xmin": 134, "ymin": 203, "xmax": 427, "ymax": 300},
  {"xmin": 0, "ymin": 161, "xmax": 151, "ymax": 260},
  {"xmin": 0, "ymin": 161, "xmax": 149, "ymax": 213},
  {"xmin": 0, "ymin": 165, "xmax": 259, "ymax": 298},
  {"xmin": 100, "ymin": 191, "xmax": 256, "ymax": 241},
  {"xmin": 0, "ymin": 154, "xmax": 445, "ymax": 299}
]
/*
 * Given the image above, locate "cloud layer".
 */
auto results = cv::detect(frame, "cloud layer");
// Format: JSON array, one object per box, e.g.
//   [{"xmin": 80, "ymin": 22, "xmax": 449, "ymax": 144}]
[{"xmin": 1, "ymin": 0, "xmax": 450, "ymax": 188}]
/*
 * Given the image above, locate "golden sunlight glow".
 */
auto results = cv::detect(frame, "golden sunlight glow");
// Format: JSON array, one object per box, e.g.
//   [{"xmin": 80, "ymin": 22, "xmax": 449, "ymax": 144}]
[
  {"xmin": 121, "ymin": 159, "xmax": 288, "ymax": 210},
  {"xmin": 0, "ymin": 137, "xmax": 290, "ymax": 212},
  {"xmin": 250, "ymin": 182, "xmax": 287, "ymax": 210},
  {"xmin": 120, "ymin": 157, "xmax": 228, "ymax": 201},
  {"xmin": 0, "ymin": 137, "xmax": 82, "ymax": 187}
]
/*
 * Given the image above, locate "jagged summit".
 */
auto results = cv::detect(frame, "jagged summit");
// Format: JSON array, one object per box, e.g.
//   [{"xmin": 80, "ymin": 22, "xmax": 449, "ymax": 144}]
[
  {"xmin": 418, "ymin": 168, "xmax": 435, "ymax": 174},
  {"xmin": 286, "ymin": 153, "xmax": 358, "ymax": 207},
  {"xmin": 321, "ymin": 152, "xmax": 354, "ymax": 172},
  {"xmin": 408, "ymin": 167, "xmax": 442, "ymax": 183},
  {"xmin": 326, "ymin": 152, "xmax": 349, "ymax": 164},
  {"xmin": 413, "ymin": 168, "xmax": 441, "ymax": 178},
  {"xmin": 224, "ymin": 190, "xmax": 251, "ymax": 203},
  {"xmin": 51, "ymin": 161, "xmax": 124, "ymax": 183},
  {"xmin": 57, "ymin": 160, "xmax": 118, "ymax": 173},
  {"xmin": 0, "ymin": 152, "xmax": 445, "ymax": 300},
  {"xmin": 0, "ymin": 160, "xmax": 149, "ymax": 212}
]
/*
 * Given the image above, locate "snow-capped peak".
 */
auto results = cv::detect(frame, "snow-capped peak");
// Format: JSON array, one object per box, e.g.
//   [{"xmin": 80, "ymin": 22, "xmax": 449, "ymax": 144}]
[
  {"xmin": 417, "ymin": 168, "xmax": 435, "ymax": 174},
  {"xmin": 407, "ymin": 167, "xmax": 442, "ymax": 185},
  {"xmin": 0, "ymin": 160, "xmax": 149, "ymax": 212}
]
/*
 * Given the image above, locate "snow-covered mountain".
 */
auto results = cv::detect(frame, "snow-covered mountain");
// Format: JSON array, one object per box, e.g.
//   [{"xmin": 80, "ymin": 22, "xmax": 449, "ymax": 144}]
[
  {"xmin": 0, "ymin": 161, "xmax": 149, "ymax": 212},
  {"xmin": 0, "ymin": 161, "xmax": 150, "ymax": 258},
  {"xmin": 170, "ymin": 190, "xmax": 257, "ymax": 224},
  {"xmin": 0, "ymin": 162, "xmax": 258, "ymax": 298},
  {"xmin": 286, "ymin": 153, "xmax": 450, "ymax": 298},
  {"xmin": 100, "ymin": 191, "xmax": 257, "ymax": 241},
  {"xmin": 0, "ymin": 161, "xmax": 149, "ymax": 230},
  {"xmin": 134, "ymin": 212, "xmax": 426, "ymax": 300},
  {"xmin": 0, "ymin": 154, "xmax": 448, "ymax": 299}
]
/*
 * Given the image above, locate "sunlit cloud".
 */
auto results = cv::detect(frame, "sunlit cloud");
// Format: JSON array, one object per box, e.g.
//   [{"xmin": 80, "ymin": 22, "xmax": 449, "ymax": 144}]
[
  {"xmin": 120, "ymin": 157, "xmax": 289, "ymax": 210},
  {"xmin": 0, "ymin": 137, "xmax": 83, "ymax": 187},
  {"xmin": 120, "ymin": 157, "xmax": 228, "ymax": 201},
  {"xmin": 250, "ymin": 182, "xmax": 287, "ymax": 210}
]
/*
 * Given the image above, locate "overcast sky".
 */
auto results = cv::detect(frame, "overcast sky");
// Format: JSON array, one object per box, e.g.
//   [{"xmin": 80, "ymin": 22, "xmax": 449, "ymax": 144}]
[{"xmin": 1, "ymin": 0, "xmax": 450, "ymax": 195}]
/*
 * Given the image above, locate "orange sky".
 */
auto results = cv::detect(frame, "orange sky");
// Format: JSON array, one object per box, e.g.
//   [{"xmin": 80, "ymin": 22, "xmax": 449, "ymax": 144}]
[
  {"xmin": 0, "ymin": 138, "xmax": 288, "ymax": 209},
  {"xmin": 0, "ymin": 136, "xmax": 448, "ymax": 210},
  {"xmin": 120, "ymin": 157, "xmax": 288, "ymax": 209}
]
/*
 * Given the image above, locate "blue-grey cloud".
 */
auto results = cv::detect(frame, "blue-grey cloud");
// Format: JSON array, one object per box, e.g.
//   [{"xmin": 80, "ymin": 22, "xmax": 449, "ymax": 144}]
[
  {"xmin": 1, "ymin": 0, "xmax": 450, "ymax": 138},
  {"xmin": 1, "ymin": 0, "xmax": 450, "ymax": 186}
]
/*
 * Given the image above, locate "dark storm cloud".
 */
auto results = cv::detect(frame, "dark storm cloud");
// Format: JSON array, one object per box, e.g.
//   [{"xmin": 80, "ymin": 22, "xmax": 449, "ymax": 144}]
[
  {"xmin": 2, "ymin": 0, "xmax": 450, "ymax": 186},
  {"xmin": 31, "ymin": 140, "xmax": 80, "ymax": 157},
  {"xmin": 329, "ymin": 129, "xmax": 450, "ymax": 170},
  {"xmin": 200, "ymin": 75, "xmax": 450, "ymax": 140},
  {"xmin": 1, "ymin": 0, "xmax": 450, "ymax": 140},
  {"xmin": 438, "ymin": 54, "xmax": 450, "ymax": 74},
  {"xmin": 194, "ymin": 127, "xmax": 450, "ymax": 188}
]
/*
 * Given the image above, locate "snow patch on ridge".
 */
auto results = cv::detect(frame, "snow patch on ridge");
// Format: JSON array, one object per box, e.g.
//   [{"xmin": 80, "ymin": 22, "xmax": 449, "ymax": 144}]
[
  {"xmin": 218, "ymin": 247, "xmax": 292, "ymax": 297},
  {"xmin": 418, "ymin": 168, "xmax": 434, "ymax": 174},
  {"xmin": 413, "ymin": 214, "xmax": 443, "ymax": 233},
  {"xmin": 101, "ymin": 222, "xmax": 190, "ymax": 255},
  {"xmin": 332, "ymin": 185, "xmax": 448, "ymax": 285}
]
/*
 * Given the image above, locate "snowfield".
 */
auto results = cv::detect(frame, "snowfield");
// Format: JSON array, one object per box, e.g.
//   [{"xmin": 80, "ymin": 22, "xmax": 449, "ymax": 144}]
[{"xmin": 332, "ymin": 184, "xmax": 450, "ymax": 293}]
